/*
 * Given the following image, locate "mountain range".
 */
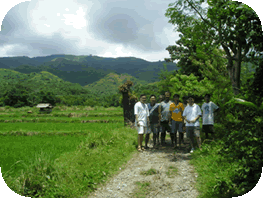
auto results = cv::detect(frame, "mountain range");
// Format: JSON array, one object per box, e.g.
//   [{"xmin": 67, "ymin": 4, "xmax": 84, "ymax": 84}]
[
  {"xmin": 0, "ymin": 54, "xmax": 178, "ymax": 97},
  {"xmin": 0, "ymin": 54, "xmax": 178, "ymax": 86}
]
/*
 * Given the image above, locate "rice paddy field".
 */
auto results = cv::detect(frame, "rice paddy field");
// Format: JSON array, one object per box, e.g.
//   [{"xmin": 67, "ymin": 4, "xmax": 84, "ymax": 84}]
[{"xmin": 0, "ymin": 105, "xmax": 138, "ymax": 198}]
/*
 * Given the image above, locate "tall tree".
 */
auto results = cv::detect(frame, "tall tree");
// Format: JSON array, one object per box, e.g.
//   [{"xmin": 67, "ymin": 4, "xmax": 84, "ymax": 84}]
[
  {"xmin": 165, "ymin": 0, "xmax": 263, "ymax": 95},
  {"xmin": 249, "ymin": 60, "xmax": 263, "ymax": 106}
]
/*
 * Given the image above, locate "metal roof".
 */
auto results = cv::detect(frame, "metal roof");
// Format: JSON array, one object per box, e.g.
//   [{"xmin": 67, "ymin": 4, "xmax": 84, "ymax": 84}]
[{"xmin": 36, "ymin": 103, "xmax": 53, "ymax": 108}]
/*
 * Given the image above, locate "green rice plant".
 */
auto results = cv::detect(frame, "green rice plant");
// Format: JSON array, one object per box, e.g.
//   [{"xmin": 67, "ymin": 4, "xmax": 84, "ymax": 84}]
[
  {"xmin": 1, "ymin": 105, "xmax": 139, "ymax": 197},
  {"xmin": 57, "ymin": 105, "xmax": 122, "ymax": 112},
  {"xmin": 0, "ymin": 116, "xmax": 123, "ymax": 123},
  {"xmin": 0, "ymin": 122, "xmax": 124, "ymax": 134},
  {"xmin": 0, "ymin": 111, "xmax": 123, "ymax": 118},
  {"xmin": 0, "ymin": 134, "xmax": 88, "ymax": 178},
  {"xmin": 0, "ymin": 135, "xmax": 87, "ymax": 179}
]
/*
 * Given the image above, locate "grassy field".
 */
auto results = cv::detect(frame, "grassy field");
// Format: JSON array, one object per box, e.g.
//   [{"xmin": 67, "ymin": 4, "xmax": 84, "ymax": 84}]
[
  {"xmin": 1, "ymin": 105, "xmax": 138, "ymax": 198},
  {"xmin": 1, "ymin": 104, "xmax": 250, "ymax": 197},
  {"xmin": 0, "ymin": 116, "xmax": 123, "ymax": 123},
  {"xmin": 0, "ymin": 123, "xmax": 123, "ymax": 134},
  {"xmin": 0, "ymin": 134, "xmax": 87, "ymax": 178}
]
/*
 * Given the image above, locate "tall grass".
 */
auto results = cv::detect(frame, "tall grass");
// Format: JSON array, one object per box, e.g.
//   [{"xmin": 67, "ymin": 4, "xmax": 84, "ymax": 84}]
[
  {"xmin": 190, "ymin": 141, "xmax": 241, "ymax": 198},
  {"xmin": 3, "ymin": 125, "xmax": 138, "ymax": 198}
]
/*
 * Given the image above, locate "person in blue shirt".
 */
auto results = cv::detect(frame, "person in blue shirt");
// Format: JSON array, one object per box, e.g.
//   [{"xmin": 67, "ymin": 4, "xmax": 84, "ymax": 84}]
[{"xmin": 147, "ymin": 95, "xmax": 160, "ymax": 148}]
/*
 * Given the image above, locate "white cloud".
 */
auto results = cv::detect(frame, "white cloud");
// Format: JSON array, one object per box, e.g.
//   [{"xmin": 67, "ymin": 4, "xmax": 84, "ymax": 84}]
[
  {"xmin": 0, "ymin": 43, "xmax": 32, "ymax": 57},
  {"xmin": 99, "ymin": 46, "xmax": 133, "ymax": 58},
  {"xmin": 61, "ymin": 7, "xmax": 86, "ymax": 29},
  {"xmin": 0, "ymin": 0, "xmax": 262, "ymax": 63}
]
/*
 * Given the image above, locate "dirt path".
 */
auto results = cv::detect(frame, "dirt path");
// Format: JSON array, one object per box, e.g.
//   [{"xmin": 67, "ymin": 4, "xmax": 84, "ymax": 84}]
[{"xmin": 83, "ymin": 133, "xmax": 200, "ymax": 198}]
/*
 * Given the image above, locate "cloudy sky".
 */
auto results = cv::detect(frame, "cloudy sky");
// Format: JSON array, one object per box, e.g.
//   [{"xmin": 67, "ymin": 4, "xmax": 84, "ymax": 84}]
[{"xmin": 0, "ymin": 0, "xmax": 262, "ymax": 62}]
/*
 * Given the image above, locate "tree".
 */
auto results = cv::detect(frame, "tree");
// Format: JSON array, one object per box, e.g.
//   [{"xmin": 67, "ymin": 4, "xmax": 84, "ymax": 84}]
[
  {"xmin": 3, "ymin": 84, "xmax": 31, "ymax": 108},
  {"xmin": 190, "ymin": 47, "xmax": 233, "ymax": 103},
  {"xmin": 165, "ymin": 0, "xmax": 263, "ymax": 95},
  {"xmin": 118, "ymin": 80, "xmax": 137, "ymax": 127},
  {"xmin": 249, "ymin": 60, "xmax": 263, "ymax": 106},
  {"xmin": 131, "ymin": 81, "xmax": 160, "ymax": 102},
  {"xmin": 38, "ymin": 90, "xmax": 58, "ymax": 106}
]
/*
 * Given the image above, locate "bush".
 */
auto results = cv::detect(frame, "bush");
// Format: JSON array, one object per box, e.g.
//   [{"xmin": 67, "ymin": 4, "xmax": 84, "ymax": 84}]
[{"xmin": 216, "ymin": 98, "xmax": 263, "ymax": 195}]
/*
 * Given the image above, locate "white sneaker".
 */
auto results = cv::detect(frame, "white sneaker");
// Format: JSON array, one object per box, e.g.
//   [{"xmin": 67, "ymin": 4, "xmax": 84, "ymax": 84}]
[{"xmin": 190, "ymin": 148, "xmax": 194, "ymax": 153}]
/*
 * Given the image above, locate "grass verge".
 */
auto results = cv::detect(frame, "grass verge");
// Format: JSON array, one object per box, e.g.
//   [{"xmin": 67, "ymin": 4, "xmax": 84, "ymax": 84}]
[{"xmin": 189, "ymin": 140, "xmax": 242, "ymax": 198}]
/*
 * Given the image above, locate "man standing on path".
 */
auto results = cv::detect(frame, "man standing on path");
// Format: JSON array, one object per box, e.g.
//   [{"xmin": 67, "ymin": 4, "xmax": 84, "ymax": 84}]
[
  {"xmin": 147, "ymin": 95, "xmax": 160, "ymax": 148},
  {"xmin": 134, "ymin": 94, "xmax": 150, "ymax": 152},
  {"xmin": 169, "ymin": 94, "xmax": 185, "ymax": 148},
  {"xmin": 183, "ymin": 95, "xmax": 202, "ymax": 153},
  {"xmin": 156, "ymin": 95, "xmax": 164, "ymax": 145},
  {"xmin": 158, "ymin": 92, "xmax": 173, "ymax": 146},
  {"xmin": 182, "ymin": 96, "xmax": 189, "ymax": 144},
  {"xmin": 201, "ymin": 94, "xmax": 220, "ymax": 141}
]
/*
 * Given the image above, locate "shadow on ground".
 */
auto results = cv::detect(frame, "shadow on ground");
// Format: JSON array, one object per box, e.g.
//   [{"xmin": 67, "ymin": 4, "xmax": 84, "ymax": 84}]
[{"xmin": 141, "ymin": 133, "xmax": 195, "ymax": 162}]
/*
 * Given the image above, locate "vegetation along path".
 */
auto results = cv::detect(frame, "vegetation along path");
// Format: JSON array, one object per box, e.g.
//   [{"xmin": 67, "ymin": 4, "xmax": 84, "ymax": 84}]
[{"xmin": 84, "ymin": 134, "xmax": 199, "ymax": 198}]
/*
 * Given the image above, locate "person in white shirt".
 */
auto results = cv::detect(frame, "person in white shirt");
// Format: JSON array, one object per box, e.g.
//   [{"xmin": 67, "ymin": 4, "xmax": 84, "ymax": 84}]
[
  {"xmin": 156, "ymin": 95, "xmax": 165, "ymax": 145},
  {"xmin": 201, "ymin": 94, "xmax": 220, "ymax": 141},
  {"xmin": 182, "ymin": 95, "xmax": 189, "ymax": 144},
  {"xmin": 134, "ymin": 94, "xmax": 150, "ymax": 152},
  {"xmin": 182, "ymin": 95, "xmax": 202, "ymax": 153}
]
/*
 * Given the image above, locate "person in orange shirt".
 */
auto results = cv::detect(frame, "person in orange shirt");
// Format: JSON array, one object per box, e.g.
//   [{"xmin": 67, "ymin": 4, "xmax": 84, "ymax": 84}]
[{"xmin": 169, "ymin": 94, "xmax": 185, "ymax": 148}]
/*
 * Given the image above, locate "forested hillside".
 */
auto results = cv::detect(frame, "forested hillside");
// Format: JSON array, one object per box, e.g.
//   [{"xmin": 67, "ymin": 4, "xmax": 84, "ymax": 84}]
[
  {"xmin": 0, "ymin": 54, "xmax": 178, "ymax": 86},
  {"xmin": 84, "ymin": 72, "xmax": 148, "ymax": 96}
]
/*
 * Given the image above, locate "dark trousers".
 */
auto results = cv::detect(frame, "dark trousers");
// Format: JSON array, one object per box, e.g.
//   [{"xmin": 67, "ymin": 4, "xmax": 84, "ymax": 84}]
[{"xmin": 160, "ymin": 121, "xmax": 171, "ymax": 144}]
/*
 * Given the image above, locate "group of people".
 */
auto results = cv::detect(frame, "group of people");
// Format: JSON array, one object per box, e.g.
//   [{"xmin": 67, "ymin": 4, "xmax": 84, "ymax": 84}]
[{"xmin": 134, "ymin": 91, "xmax": 220, "ymax": 153}]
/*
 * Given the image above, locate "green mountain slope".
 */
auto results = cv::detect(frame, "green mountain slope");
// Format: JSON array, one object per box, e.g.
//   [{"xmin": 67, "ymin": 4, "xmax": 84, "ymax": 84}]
[
  {"xmin": 0, "ymin": 54, "xmax": 178, "ymax": 86},
  {"xmin": 0, "ymin": 69, "xmax": 90, "ymax": 97},
  {"xmin": 84, "ymin": 72, "xmax": 148, "ymax": 95}
]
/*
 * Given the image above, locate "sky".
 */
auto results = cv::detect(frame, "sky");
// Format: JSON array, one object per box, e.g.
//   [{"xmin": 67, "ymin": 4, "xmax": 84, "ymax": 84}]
[{"xmin": 0, "ymin": 0, "xmax": 262, "ymax": 63}]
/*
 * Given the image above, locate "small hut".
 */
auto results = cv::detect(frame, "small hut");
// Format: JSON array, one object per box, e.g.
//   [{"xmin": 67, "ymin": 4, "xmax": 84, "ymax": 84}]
[{"xmin": 36, "ymin": 103, "xmax": 53, "ymax": 113}]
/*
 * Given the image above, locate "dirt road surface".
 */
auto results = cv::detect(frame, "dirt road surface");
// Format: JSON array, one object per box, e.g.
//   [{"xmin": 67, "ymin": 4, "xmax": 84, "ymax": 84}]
[{"xmin": 82, "ymin": 133, "xmax": 200, "ymax": 198}]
